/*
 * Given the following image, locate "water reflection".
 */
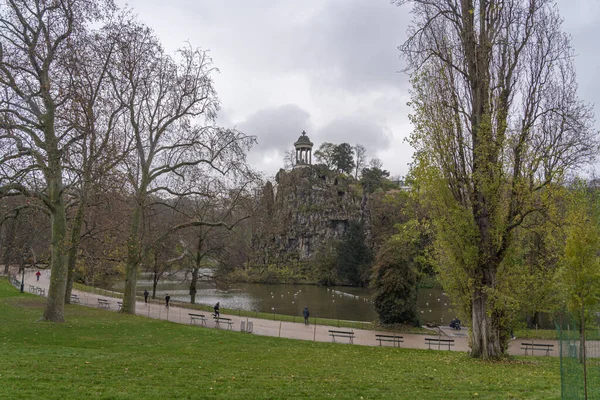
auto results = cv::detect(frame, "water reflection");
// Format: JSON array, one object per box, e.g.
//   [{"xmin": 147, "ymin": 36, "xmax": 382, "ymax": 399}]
[{"xmin": 133, "ymin": 278, "xmax": 454, "ymax": 324}]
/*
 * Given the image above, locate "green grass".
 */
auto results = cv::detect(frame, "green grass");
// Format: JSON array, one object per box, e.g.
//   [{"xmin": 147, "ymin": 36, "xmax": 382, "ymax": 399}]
[{"xmin": 1, "ymin": 280, "xmax": 560, "ymax": 399}]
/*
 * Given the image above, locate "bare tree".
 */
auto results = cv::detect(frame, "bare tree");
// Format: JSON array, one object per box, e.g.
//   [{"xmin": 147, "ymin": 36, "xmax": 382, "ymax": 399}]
[
  {"xmin": 353, "ymin": 144, "xmax": 367, "ymax": 179},
  {"xmin": 62, "ymin": 25, "xmax": 128, "ymax": 303},
  {"xmin": 0, "ymin": 0, "xmax": 113, "ymax": 321},
  {"xmin": 397, "ymin": 0, "xmax": 598, "ymax": 358},
  {"xmin": 110, "ymin": 21, "xmax": 255, "ymax": 314}
]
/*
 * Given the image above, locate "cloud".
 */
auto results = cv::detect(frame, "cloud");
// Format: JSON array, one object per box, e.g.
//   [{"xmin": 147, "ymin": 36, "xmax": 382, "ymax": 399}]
[
  {"xmin": 237, "ymin": 104, "xmax": 313, "ymax": 176},
  {"xmin": 296, "ymin": 0, "xmax": 410, "ymax": 94},
  {"xmin": 315, "ymin": 116, "xmax": 392, "ymax": 154}
]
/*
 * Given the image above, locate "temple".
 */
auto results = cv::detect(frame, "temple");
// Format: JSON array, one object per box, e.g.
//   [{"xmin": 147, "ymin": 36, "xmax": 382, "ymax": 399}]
[{"xmin": 293, "ymin": 130, "xmax": 313, "ymax": 168}]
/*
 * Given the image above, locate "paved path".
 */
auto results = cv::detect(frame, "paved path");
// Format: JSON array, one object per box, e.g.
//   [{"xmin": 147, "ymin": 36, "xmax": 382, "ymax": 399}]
[{"xmin": 19, "ymin": 270, "xmax": 559, "ymax": 357}]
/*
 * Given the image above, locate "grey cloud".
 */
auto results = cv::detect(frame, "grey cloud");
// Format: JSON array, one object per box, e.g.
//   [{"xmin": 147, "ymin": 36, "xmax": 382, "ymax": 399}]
[
  {"xmin": 297, "ymin": 0, "xmax": 410, "ymax": 93},
  {"xmin": 315, "ymin": 116, "xmax": 393, "ymax": 154},
  {"xmin": 238, "ymin": 104, "xmax": 313, "ymax": 152}
]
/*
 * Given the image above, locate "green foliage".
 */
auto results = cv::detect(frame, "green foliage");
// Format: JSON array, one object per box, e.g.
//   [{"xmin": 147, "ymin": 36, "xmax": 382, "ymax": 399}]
[
  {"xmin": 332, "ymin": 143, "xmax": 354, "ymax": 174},
  {"xmin": 336, "ymin": 221, "xmax": 372, "ymax": 286},
  {"xmin": 558, "ymin": 182, "xmax": 600, "ymax": 325},
  {"xmin": 313, "ymin": 142, "xmax": 337, "ymax": 169},
  {"xmin": 371, "ymin": 220, "xmax": 423, "ymax": 326},
  {"xmin": 360, "ymin": 166, "xmax": 391, "ymax": 194},
  {"xmin": 311, "ymin": 241, "xmax": 339, "ymax": 285},
  {"xmin": 0, "ymin": 281, "xmax": 561, "ymax": 399}
]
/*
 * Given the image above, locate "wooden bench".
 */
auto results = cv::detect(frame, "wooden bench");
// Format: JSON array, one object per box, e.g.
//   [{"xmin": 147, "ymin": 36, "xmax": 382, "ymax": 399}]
[
  {"xmin": 29, "ymin": 285, "xmax": 35, "ymax": 293},
  {"xmin": 70, "ymin": 294, "xmax": 80, "ymax": 304},
  {"xmin": 521, "ymin": 342, "xmax": 554, "ymax": 356},
  {"xmin": 329, "ymin": 330, "xmax": 355, "ymax": 344},
  {"xmin": 425, "ymin": 337, "xmax": 455, "ymax": 350},
  {"xmin": 214, "ymin": 317, "xmax": 233, "ymax": 330},
  {"xmin": 189, "ymin": 313, "xmax": 207, "ymax": 326},
  {"xmin": 375, "ymin": 334, "xmax": 403, "ymax": 347},
  {"xmin": 97, "ymin": 299, "xmax": 111, "ymax": 309},
  {"xmin": 117, "ymin": 302, "xmax": 122, "ymax": 311}
]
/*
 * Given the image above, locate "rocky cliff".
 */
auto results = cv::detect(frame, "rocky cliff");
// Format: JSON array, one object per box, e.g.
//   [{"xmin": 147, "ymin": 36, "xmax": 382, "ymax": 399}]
[{"xmin": 250, "ymin": 165, "xmax": 370, "ymax": 267}]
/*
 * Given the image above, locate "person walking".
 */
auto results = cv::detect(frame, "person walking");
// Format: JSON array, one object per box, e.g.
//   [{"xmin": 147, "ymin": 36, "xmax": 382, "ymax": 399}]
[
  {"xmin": 303, "ymin": 306, "xmax": 310, "ymax": 325},
  {"xmin": 165, "ymin": 294, "xmax": 170, "ymax": 308},
  {"xmin": 144, "ymin": 290, "xmax": 149, "ymax": 303},
  {"xmin": 214, "ymin": 302, "xmax": 220, "ymax": 318},
  {"xmin": 35, "ymin": 271, "xmax": 41, "ymax": 281}
]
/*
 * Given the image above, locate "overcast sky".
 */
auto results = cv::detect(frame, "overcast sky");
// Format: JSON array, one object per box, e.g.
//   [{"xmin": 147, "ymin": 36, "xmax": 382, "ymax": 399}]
[{"xmin": 116, "ymin": 0, "xmax": 600, "ymax": 180}]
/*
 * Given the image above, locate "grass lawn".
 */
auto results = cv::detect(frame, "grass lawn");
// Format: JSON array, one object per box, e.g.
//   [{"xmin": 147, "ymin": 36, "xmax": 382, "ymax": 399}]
[{"xmin": 1, "ymin": 281, "xmax": 560, "ymax": 399}]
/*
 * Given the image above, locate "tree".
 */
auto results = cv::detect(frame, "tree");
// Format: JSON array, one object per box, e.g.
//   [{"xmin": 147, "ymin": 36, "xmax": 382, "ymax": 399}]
[
  {"xmin": 110, "ymin": 22, "xmax": 255, "ymax": 314},
  {"xmin": 313, "ymin": 142, "xmax": 336, "ymax": 169},
  {"xmin": 62, "ymin": 26, "xmax": 127, "ymax": 303},
  {"xmin": 332, "ymin": 143, "xmax": 354, "ymax": 174},
  {"xmin": 559, "ymin": 182, "xmax": 600, "ymax": 395},
  {"xmin": 360, "ymin": 166, "xmax": 391, "ymax": 194},
  {"xmin": 353, "ymin": 144, "xmax": 367, "ymax": 179},
  {"xmin": 0, "ymin": 0, "xmax": 113, "ymax": 321},
  {"xmin": 336, "ymin": 221, "xmax": 372, "ymax": 286},
  {"xmin": 372, "ymin": 220, "xmax": 424, "ymax": 326},
  {"xmin": 397, "ymin": 0, "xmax": 598, "ymax": 358}
]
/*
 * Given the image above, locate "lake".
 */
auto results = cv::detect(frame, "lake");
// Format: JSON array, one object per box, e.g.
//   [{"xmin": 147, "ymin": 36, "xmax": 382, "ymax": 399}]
[{"xmin": 132, "ymin": 277, "xmax": 456, "ymax": 324}]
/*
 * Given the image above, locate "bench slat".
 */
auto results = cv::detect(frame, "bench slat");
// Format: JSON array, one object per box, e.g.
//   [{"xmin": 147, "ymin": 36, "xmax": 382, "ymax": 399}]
[{"xmin": 425, "ymin": 338, "xmax": 455, "ymax": 350}]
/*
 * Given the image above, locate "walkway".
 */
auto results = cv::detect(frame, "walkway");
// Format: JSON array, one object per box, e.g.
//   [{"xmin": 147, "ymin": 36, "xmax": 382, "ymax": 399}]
[{"xmin": 19, "ymin": 270, "xmax": 559, "ymax": 357}]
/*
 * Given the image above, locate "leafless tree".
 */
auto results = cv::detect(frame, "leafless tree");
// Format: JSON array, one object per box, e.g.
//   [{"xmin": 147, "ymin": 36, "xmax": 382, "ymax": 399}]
[
  {"xmin": 61, "ymin": 25, "xmax": 129, "ymax": 303},
  {"xmin": 396, "ymin": 0, "xmax": 598, "ymax": 358},
  {"xmin": 109, "ymin": 21, "xmax": 256, "ymax": 314},
  {"xmin": 353, "ymin": 144, "xmax": 367, "ymax": 179},
  {"xmin": 0, "ymin": 0, "xmax": 114, "ymax": 321}
]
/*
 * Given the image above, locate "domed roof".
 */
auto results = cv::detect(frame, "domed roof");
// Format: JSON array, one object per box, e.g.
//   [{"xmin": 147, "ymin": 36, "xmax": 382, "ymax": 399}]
[{"xmin": 294, "ymin": 131, "xmax": 313, "ymax": 147}]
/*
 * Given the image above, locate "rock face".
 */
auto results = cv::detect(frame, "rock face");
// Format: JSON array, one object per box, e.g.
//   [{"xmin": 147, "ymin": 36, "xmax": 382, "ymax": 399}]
[{"xmin": 250, "ymin": 166, "xmax": 369, "ymax": 266}]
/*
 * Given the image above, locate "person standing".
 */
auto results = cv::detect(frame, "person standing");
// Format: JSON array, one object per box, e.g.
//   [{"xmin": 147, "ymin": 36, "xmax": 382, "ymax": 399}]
[
  {"xmin": 144, "ymin": 290, "xmax": 149, "ymax": 303},
  {"xmin": 303, "ymin": 306, "xmax": 310, "ymax": 325},
  {"xmin": 214, "ymin": 302, "xmax": 220, "ymax": 318},
  {"xmin": 35, "ymin": 271, "xmax": 41, "ymax": 281},
  {"xmin": 165, "ymin": 294, "xmax": 170, "ymax": 308}
]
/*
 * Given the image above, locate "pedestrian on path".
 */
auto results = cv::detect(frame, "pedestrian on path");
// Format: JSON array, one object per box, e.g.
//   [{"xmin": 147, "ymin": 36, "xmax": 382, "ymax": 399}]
[
  {"xmin": 35, "ymin": 271, "xmax": 41, "ymax": 281},
  {"xmin": 165, "ymin": 294, "xmax": 170, "ymax": 308},
  {"xmin": 214, "ymin": 302, "xmax": 220, "ymax": 318},
  {"xmin": 303, "ymin": 306, "xmax": 310, "ymax": 325},
  {"xmin": 144, "ymin": 290, "xmax": 149, "ymax": 303}
]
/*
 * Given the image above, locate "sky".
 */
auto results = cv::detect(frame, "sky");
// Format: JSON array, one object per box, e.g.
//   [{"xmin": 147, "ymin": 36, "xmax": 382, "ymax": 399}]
[{"xmin": 115, "ymin": 0, "xmax": 600, "ymax": 180}]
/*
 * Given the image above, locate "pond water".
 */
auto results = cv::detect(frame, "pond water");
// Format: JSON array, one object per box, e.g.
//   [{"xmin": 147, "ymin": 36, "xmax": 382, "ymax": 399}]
[{"xmin": 132, "ymin": 277, "xmax": 456, "ymax": 324}]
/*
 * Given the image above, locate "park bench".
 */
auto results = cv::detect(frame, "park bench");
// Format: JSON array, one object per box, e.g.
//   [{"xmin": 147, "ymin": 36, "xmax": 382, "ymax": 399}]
[
  {"xmin": 425, "ymin": 337, "xmax": 455, "ymax": 350},
  {"xmin": 189, "ymin": 313, "xmax": 207, "ymax": 326},
  {"xmin": 97, "ymin": 299, "xmax": 111, "ymax": 309},
  {"xmin": 35, "ymin": 287, "xmax": 45, "ymax": 297},
  {"xmin": 214, "ymin": 317, "xmax": 233, "ymax": 330},
  {"xmin": 29, "ymin": 285, "xmax": 35, "ymax": 293},
  {"xmin": 329, "ymin": 330, "xmax": 355, "ymax": 344},
  {"xmin": 70, "ymin": 294, "xmax": 80, "ymax": 304},
  {"xmin": 117, "ymin": 302, "xmax": 122, "ymax": 312},
  {"xmin": 375, "ymin": 334, "xmax": 403, "ymax": 347},
  {"xmin": 521, "ymin": 342, "xmax": 554, "ymax": 356}
]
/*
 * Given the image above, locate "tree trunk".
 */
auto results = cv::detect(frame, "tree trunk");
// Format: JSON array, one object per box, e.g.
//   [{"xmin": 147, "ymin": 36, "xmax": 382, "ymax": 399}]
[
  {"xmin": 65, "ymin": 199, "xmax": 86, "ymax": 303},
  {"xmin": 42, "ymin": 160, "xmax": 69, "ymax": 322},
  {"xmin": 190, "ymin": 236, "xmax": 202, "ymax": 304},
  {"xmin": 470, "ymin": 288, "xmax": 502, "ymax": 358},
  {"xmin": 190, "ymin": 267, "xmax": 198, "ymax": 304},
  {"xmin": 581, "ymin": 304, "xmax": 588, "ymax": 399},
  {"xmin": 152, "ymin": 270, "xmax": 158, "ymax": 299},
  {"xmin": 469, "ymin": 259, "xmax": 503, "ymax": 359},
  {"xmin": 122, "ymin": 199, "xmax": 143, "ymax": 313},
  {"xmin": 1, "ymin": 218, "xmax": 16, "ymax": 274}
]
